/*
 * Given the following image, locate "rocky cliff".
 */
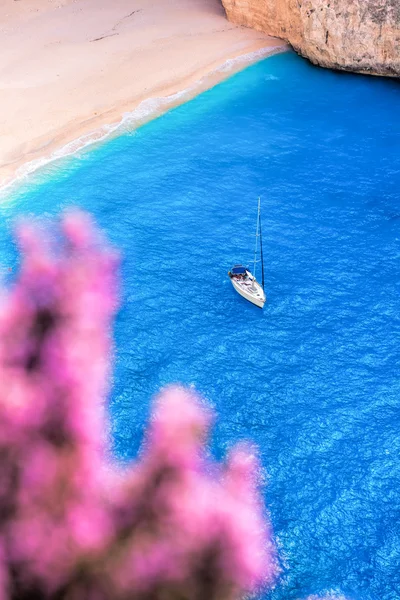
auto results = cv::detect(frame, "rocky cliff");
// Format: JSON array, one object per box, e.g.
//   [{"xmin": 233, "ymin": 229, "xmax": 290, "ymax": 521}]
[{"xmin": 221, "ymin": 0, "xmax": 400, "ymax": 76}]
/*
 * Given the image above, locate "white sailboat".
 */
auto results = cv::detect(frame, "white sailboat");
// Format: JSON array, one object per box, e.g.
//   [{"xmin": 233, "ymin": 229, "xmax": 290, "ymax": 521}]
[{"xmin": 228, "ymin": 198, "xmax": 266, "ymax": 309}]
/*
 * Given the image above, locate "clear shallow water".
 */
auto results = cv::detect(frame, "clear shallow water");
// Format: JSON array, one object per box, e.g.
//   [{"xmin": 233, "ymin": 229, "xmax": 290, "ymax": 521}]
[{"xmin": 1, "ymin": 53, "xmax": 400, "ymax": 600}]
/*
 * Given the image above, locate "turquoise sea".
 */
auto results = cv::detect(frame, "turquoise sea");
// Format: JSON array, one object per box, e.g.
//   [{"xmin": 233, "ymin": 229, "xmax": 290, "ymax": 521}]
[{"xmin": 1, "ymin": 52, "xmax": 400, "ymax": 600}]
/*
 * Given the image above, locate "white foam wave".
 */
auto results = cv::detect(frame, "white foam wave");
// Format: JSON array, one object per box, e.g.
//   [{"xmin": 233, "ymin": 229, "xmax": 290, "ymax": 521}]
[{"xmin": 0, "ymin": 45, "xmax": 286, "ymax": 197}]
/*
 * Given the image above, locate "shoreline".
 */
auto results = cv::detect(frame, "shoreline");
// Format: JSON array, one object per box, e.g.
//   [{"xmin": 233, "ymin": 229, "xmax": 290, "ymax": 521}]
[
  {"xmin": 0, "ymin": 0, "xmax": 287, "ymax": 196},
  {"xmin": 1, "ymin": 43, "xmax": 287, "ymax": 197}
]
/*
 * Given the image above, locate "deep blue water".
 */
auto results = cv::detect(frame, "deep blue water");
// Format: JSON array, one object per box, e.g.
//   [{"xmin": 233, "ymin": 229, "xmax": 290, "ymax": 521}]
[{"xmin": 1, "ymin": 52, "xmax": 400, "ymax": 600}]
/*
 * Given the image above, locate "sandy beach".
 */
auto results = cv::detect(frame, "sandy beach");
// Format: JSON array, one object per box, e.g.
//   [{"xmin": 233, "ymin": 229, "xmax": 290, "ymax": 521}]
[{"xmin": 0, "ymin": 0, "xmax": 285, "ymax": 190}]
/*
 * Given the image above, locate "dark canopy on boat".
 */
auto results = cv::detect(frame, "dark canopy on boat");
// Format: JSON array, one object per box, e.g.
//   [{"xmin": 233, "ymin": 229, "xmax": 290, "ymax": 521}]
[{"xmin": 231, "ymin": 266, "xmax": 247, "ymax": 275}]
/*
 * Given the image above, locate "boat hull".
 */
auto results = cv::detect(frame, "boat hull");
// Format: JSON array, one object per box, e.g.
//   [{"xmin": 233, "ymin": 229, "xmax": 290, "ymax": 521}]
[{"xmin": 229, "ymin": 276, "xmax": 266, "ymax": 309}]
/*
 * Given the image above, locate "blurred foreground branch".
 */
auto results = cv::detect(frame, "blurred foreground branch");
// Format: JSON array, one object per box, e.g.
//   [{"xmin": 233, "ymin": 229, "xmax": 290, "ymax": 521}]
[{"xmin": 0, "ymin": 213, "xmax": 275, "ymax": 600}]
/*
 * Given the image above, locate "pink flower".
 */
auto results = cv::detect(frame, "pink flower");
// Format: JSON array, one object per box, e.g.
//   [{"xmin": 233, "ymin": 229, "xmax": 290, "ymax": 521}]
[{"xmin": 0, "ymin": 213, "xmax": 276, "ymax": 600}]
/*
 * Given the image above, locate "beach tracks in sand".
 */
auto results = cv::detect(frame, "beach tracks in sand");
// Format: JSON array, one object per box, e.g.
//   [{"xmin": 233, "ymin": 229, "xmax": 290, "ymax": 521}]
[{"xmin": 90, "ymin": 8, "xmax": 143, "ymax": 43}]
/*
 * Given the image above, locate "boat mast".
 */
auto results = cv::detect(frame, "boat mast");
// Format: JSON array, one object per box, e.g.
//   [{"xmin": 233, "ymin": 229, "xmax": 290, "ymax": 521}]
[
  {"xmin": 253, "ymin": 197, "xmax": 260, "ymax": 279},
  {"xmin": 259, "ymin": 198, "xmax": 265, "ymax": 290}
]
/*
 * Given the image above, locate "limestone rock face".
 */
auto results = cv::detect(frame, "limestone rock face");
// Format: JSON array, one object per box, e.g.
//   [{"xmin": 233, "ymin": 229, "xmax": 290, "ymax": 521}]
[{"xmin": 221, "ymin": 0, "xmax": 400, "ymax": 76}]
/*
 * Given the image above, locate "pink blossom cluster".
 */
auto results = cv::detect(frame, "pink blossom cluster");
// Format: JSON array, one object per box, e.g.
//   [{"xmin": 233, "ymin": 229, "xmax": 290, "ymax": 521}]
[{"xmin": 0, "ymin": 213, "xmax": 276, "ymax": 600}]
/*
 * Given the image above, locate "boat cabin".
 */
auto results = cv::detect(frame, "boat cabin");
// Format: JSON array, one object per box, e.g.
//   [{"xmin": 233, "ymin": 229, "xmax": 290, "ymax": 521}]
[{"xmin": 229, "ymin": 265, "xmax": 250, "ymax": 279}]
